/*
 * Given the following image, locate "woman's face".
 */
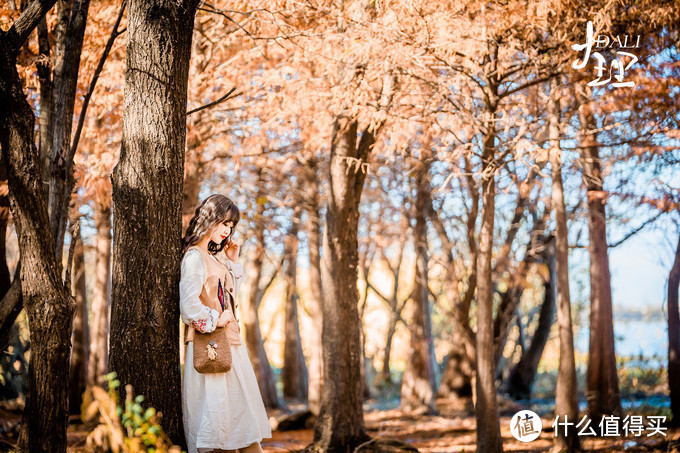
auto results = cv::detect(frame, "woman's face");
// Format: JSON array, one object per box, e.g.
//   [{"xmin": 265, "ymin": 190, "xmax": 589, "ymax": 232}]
[{"xmin": 208, "ymin": 219, "xmax": 234, "ymax": 244}]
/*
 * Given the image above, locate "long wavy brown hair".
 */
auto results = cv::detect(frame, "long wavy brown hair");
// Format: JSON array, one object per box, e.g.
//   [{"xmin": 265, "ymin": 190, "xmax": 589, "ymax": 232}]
[{"xmin": 182, "ymin": 194, "xmax": 240, "ymax": 255}]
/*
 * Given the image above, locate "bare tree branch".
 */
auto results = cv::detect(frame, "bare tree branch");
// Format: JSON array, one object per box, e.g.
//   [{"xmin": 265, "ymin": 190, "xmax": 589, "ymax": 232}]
[
  {"xmin": 7, "ymin": 0, "xmax": 59, "ymax": 54},
  {"xmin": 187, "ymin": 86, "xmax": 239, "ymax": 116}
]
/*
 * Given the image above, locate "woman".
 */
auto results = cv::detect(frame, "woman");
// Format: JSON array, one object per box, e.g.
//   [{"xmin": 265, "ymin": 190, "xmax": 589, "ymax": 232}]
[{"xmin": 180, "ymin": 194, "xmax": 271, "ymax": 453}]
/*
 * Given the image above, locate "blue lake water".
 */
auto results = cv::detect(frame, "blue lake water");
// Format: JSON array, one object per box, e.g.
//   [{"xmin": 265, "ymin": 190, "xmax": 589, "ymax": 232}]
[{"xmin": 575, "ymin": 316, "xmax": 668, "ymax": 365}]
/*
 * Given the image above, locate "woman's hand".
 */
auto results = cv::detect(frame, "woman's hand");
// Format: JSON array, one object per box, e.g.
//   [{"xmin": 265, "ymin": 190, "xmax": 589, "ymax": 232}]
[
  {"xmin": 216, "ymin": 310, "xmax": 233, "ymax": 327},
  {"xmin": 224, "ymin": 239, "xmax": 240, "ymax": 263}
]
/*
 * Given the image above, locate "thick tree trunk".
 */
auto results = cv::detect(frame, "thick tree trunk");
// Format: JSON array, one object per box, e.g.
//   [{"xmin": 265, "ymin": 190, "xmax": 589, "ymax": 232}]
[
  {"xmin": 109, "ymin": 0, "xmax": 199, "ymax": 445},
  {"xmin": 302, "ymin": 157, "xmax": 324, "ymax": 415},
  {"xmin": 475, "ymin": 93, "xmax": 503, "ymax": 452},
  {"xmin": 88, "ymin": 201, "xmax": 110, "ymax": 387},
  {"xmin": 578, "ymin": 87, "xmax": 621, "ymax": 423},
  {"xmin": 311, "ymin": 71, "xmax": 395, "ymax": 451},
  {"xmin": 550, "ymin": 78, "xmax": 580, "ymax": 452},
  {"xmin": 243, "ymin": 171, "xmax": 280, "ymax": 409},
  {"xmin": 1, "ymin": 10, "xmax": 76, "ymax": 451},
  {"xmin": 667, "ymin": 231, "xmax": 680, "ymax": 426},
  {"xmin": 282, "ymin": 206, "xmax": 308, "ymax": 400},
  {"xmin": 505, "ymin": 250, "xmax": 555, "ymax": 400},
  {"xmin": 400, "ymin": 158, "xmax": 437, "ymax": 414},
  {"xmin": 312, "ymin": 115, "xmax": 371, "ymax": 451},
  {"xmin": 69, "ymin": 217, "xmax": 89, "ymax": 415}
]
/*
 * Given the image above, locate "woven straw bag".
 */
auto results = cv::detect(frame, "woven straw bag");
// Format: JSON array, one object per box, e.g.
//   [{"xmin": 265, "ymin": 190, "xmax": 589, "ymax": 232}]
[
  {"xmin": 193, "ymin": 274, "xmax": 235, "ymax": 374},
  {"xmin": 193, "ymin": 326, "xmax": 232, "ymax": 373}
]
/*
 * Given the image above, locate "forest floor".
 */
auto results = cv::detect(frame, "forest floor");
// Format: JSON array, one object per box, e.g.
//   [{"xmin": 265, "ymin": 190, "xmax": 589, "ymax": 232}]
[
  {"xmin": 261, "ymin": 397, "xmax": 680, "ymax": 453},
  {"xmin": 0, "ymin": 397, "xmax": 678, "ymax": 452}
]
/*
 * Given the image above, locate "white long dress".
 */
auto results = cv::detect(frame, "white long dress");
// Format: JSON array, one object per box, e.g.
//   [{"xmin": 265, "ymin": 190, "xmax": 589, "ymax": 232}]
[{"xmin": 180, "ymin": 249, "xmax": 272, "ymax": 452}]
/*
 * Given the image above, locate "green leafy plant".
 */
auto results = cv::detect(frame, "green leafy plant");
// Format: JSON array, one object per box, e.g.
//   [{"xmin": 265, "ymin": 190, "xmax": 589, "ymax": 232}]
[{"xmin": 82, "ymin": 372, "xmax": 183, "ymax": 453}]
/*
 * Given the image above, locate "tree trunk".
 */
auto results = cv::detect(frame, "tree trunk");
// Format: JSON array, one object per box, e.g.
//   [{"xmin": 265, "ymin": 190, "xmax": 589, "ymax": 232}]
[
  {"xmin": 377, "ymin": 308, "xmax": 399, "ymax": 386},
  {"xmin": 0, "ymin": 7, "xmax": 76, "ymax": 450},
  {"xmin": 88, "ymin": 201, "xmax": 110, "ymax": 387},
  {"xmin": 313, "ymin": 116, "xmax": 371, "ymax": 451},
  {"xmin": 667, "ymin": 230, "xmax": 680, "ymax": 426},
  {"xmin": 400, "ymin": 157, "xmax": 437, "ymax": 414},
  {"xmin": 302, "ymin": 156, "xmax": 324, "ymax": 415},
  {"xmin": 180, "ymin": 143, "xmax": 201, "ymax": 370},
  {"xmin": 109, "ymin": 0, "xmax": 200, "ymax": 445},
  {"xmin": 182, "ymin": 143, "xmax": 202, "ymax": 234},
  {"xmin": 550, "ymin": 78, "xmax": 580, "ymax": 452},
  {"xmin": 311, "ymin": 71, "xmax": 395, "ymax": 452},
  {"xmin": 36, "ymin": 15, "xmax": 52, "ymax": 183},
  {"xmin": 69, "ymin": 216, "xmax": 89, "ymax": 415},
  {"xmin": 493, "ymin": 286, "xmax": 524, "ymax": 373},
  {"xmin": 505, "ymin": 249, "xmax": 556, "ymax": 400},
  {"xmin": 475, "ymin": 90, "xmax": 503, "ymax": 452},
  {"xmin": 358, "ymin": 241, "xmax": 375, "ymax": 401},
  {"xmin": 282, "ymin": 206, "xmax": 308, "ymax": 400},
  {"xmin": 47, "ymin": 0, "xmax": 91, "ymax": 263},
  {"xmin": 0, "ymin": 268, "xmax": 22, "ymax": 354},
  {"xmin": 0, "ymin": 159, "xmax": 20, "ymax": 352},
  {"xmin": 243, "ymin": 245, "xmax": 281, "ymax": 409},
  {"xmin": 243, "ymin": 171, "xmax": 280, "ymax": 409},
  {"xmin": 493, "ymin": 213, "xmax": 550, "ymax": 373},
  {"xmin": 438, "ymin": 337, "xmax": 474, "ymax": 399},
  {"xmin": 374, "ymin": 218, "xmax": 408, "ymax": 388},
  {"xmin": 181, "ymin": 16, "xmax": 209, "ymax": 234},
  {"xmin": 578, "ymin": 86, "xmax": 621, "ymax": 423}
]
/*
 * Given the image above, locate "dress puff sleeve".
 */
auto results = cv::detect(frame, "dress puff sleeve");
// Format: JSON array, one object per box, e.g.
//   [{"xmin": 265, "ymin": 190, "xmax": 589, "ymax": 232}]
[{"xmin": 180, "ymin": 249, "xmax": 219, "ymax": 333}]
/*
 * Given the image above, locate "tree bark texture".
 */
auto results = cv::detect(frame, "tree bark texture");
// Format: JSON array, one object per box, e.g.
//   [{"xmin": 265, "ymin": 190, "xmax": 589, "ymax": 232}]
[
  {"xmin": 313, "ymin": 115, "xmax": 371, "ymax": 451},
  {"xmin": 0, "ymin": 4, "xmax": 76, "ymax": 449},
  {"xmin": 69, "ymin": 218, "xmax": 89, "ymax": 415},
  {"xmin": 311, "ymin": 69, "xmax": 395, "ymax": 452},
  {"xmin": 550, "ymin": 79, "xmax": 580, "ymax": 452},
  {"xmin": 475, "ymin": 93, "xmax": 503, "ymax": 453},
  {"xmin": 109, "ymin": 0, "xmax": 200, "ymax": 445},
  {"xmin": 0, "ymin": 158, "xmax": 20, "ymax": 352},
  {"xmin": 578, "ymin": 86, "xmax": 621, "ymax": 423},
  {"xmin": 47, "ymin": 0, "xmax": 91, "ymax": 263},
  {"xmin": 88, "ymin": 201, "xmax": 110, "ymax": 387}
]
